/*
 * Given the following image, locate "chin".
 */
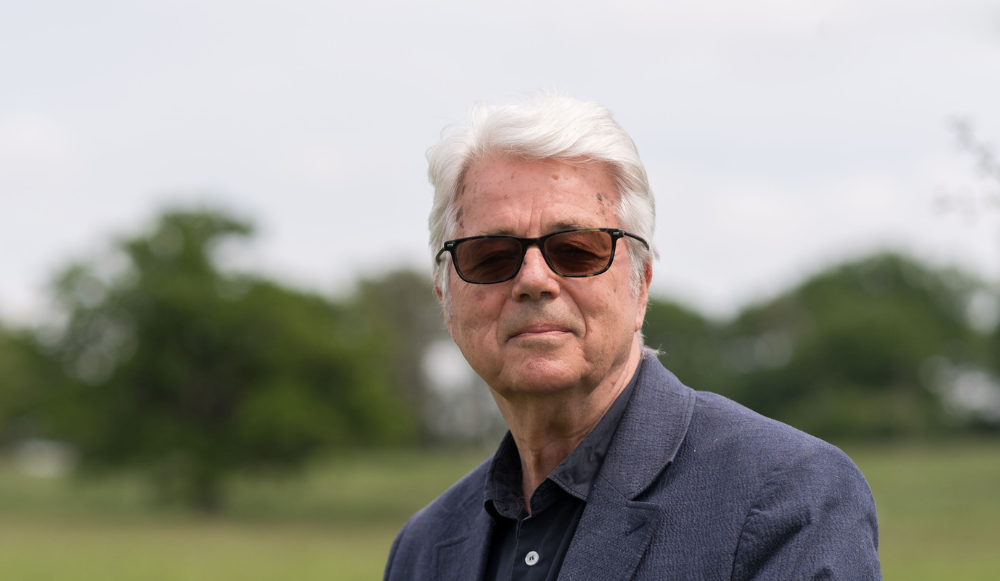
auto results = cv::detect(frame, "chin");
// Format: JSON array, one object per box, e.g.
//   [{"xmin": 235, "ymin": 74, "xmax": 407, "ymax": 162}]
[{"xmin": 499, "ymin": 350, "xmax": 587, "ymax": 394}]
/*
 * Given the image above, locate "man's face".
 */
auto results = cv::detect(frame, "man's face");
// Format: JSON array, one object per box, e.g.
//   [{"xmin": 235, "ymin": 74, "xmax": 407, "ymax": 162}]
[{"xmin": 438, "ymin": 157, "xmax": 650, "ymax": 399}]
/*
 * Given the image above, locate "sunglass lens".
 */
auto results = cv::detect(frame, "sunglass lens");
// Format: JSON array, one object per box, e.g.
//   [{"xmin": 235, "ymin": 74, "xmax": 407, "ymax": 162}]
[
  {"xmin": 455, "ymin": 238, "xmax": 523, "ymax": 283},
  {"xmin": 544, "ymin": 231, "xmax": 613, "ymax": 275}
]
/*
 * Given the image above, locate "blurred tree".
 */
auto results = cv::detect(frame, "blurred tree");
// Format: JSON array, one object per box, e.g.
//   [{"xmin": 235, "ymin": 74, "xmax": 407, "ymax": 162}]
[
  {"xmin": 643, "ymin": 299, "xmax": 729, "ymax": 394},
  {"xmin": 644, "ymin": 254, "xmax": 992, "ymax": 439},
  {"xmin": 947, "ymin": 121, "xmax": 1000, "ymax": 431},
  {"xmin": 727, "ymin": 254, "xmax": 985, "ymax": 438},
  {"xmin": 351, "ymin": 269, "xmax": 446, "ymax": 443},
  {"xmin": 0, "ymin": 325, "xmax": 61, "ymax": 445},
  {"xmin": 936, "ymin": 119, "xmax": 1000, "ymax": 220},
  {"xmin": 41, "ymin": 209, "xmax": 417, "ymax": 511}
]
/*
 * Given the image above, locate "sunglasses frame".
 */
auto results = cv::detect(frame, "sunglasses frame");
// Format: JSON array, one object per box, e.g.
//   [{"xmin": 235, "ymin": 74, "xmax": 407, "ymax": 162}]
[{"xmin": 435, "ymin": 227, "xmax": 650, "ymax": 285}]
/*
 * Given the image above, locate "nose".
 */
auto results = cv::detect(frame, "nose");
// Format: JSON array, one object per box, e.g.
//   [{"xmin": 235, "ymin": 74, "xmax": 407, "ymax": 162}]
[{"xmin": 511, "ymin": 246, "xmax": 561, "ymax": 301}]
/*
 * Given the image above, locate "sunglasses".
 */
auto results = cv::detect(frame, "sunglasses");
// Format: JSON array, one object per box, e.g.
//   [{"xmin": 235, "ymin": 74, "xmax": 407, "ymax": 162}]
[{"xmin": 436, "ymin": 228, "xmax": 649, "ymax": 285}]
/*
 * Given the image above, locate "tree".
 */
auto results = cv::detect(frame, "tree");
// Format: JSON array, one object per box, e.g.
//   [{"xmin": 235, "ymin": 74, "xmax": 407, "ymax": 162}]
[
  {"xmin": 642, "ymin": 298, "xmax": 729, "ymax": 394},
  {"xmin": 0, "ymin": 324, "xmax": 61, "ymax": 445},
  {"xmin": 42, "ymin": 209, "xmax": 417, "ymax": 511},
  {"xmin": 726, "ymin": 254, "xmax": 986, "ymax": 438},
  {"xmin": 643, "ymin": 254, "xmax": 992, "ymax": 439},
  {"xmin": 352, "ymin": 269, "xmax": 444, "ymax": 441}
]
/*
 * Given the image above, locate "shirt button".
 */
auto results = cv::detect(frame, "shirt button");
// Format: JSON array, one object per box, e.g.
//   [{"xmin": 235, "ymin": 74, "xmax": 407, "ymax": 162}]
[{"xmin": 525, "ymin": 551, "xmax": 540, "ymax": 566}]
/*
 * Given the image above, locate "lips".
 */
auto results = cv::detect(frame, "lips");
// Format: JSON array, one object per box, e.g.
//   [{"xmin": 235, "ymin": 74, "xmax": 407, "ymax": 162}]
[
  {"xmin": 500, "ymin": 307, "xmax": 581, "ymax": 343},
  {"xmin": 512, "ymin": 323, "xmax": 568, "ymax": 335},
  {"xmin": 506, "ymin": 321, "xmax": 575, "ymax": 342}
]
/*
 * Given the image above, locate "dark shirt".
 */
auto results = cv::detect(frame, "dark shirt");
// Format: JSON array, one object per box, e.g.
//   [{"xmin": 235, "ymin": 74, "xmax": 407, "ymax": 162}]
[{"xmin": 482, "ymin": 363, "xmax": 642, "ymax": 581}]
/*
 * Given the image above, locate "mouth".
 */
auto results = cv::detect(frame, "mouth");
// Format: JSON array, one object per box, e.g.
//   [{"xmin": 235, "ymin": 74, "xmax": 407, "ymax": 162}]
[{"xmin": 508, "ymin": 323, "xmax": 573, "ymax": 340}]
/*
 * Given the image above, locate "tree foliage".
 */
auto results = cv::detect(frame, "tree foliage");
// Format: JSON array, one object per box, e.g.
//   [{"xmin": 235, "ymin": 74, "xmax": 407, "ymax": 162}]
[
  {"xmin": 645, "ymin": 254, "xmax": 994, "ymax": 439},
  {"xmin": 0, "ymin": 325, "xmax": 60, "ymax": 445},
  {"xmin": 351, "ymin": 269, "xmax": 448, "ymax": 443},
  {"xmin": 39, "ymin": 209, "xmax": 417, "ymax": 510}
]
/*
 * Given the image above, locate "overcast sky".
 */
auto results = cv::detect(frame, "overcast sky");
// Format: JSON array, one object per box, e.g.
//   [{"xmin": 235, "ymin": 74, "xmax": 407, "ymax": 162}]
[{"xmin": 2, "ymin": 0, "xmax": 999, "ymax": 324}]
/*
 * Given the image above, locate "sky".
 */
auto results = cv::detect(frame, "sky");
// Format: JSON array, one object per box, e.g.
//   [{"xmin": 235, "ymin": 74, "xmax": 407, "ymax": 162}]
[{"xmin": 2, "ymin": 0, "xmax": 999, "ymax": 324}]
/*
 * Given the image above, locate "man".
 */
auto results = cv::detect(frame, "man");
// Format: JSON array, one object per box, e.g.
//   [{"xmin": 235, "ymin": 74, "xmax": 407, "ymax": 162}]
[{"xmin": 385, "ymin": 94, "xmax": 881, "ymax": 580}]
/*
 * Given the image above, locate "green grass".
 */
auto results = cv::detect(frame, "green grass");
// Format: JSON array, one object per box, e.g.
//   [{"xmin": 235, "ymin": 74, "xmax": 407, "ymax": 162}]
[
  {"xmin": 0, "ymin": 442, "xmax": 998, "ymax": 580},
  {"xmin": 0, "ymin": 518, "xmax": 399, "ymax": 581},
  {"xmin": 0, "ymin": 449, "xmax": 490, "ymax": 581},
  {"xmin": 845, "ymin": 440, "xmax": 1000, "ymax": 580}
]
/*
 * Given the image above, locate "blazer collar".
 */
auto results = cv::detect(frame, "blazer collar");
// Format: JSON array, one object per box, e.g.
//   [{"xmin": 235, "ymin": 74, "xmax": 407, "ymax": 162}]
[
  {"xmin": 599, "ymin": 352, "xmax": 696, "ymax": 500},
  {"xmin": 555, "ymin": 354, "xmax": 696, "ymax": 580}
]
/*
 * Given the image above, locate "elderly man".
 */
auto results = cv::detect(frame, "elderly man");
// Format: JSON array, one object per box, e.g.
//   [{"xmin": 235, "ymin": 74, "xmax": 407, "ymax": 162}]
[{"xmin": 384, "ymin": 95, "xmax": 881, "ymax": 580}]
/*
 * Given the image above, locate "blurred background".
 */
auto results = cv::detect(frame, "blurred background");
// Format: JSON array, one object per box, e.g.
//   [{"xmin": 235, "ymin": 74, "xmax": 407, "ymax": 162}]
[{"xmin": 1, "ymin": 0, "xmax": 999, "ymax": 579}]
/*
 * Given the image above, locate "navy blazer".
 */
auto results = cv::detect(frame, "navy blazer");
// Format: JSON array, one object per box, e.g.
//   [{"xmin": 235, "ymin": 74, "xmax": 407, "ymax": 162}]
[{"xmin": 384, "ymin": 355, "xmax": 881, "ymax": 580}]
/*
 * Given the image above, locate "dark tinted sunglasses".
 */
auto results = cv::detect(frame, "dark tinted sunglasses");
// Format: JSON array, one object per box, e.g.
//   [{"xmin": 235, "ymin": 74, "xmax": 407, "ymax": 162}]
[{"xmin": 435, "ymin": 228, "xmax": 649, "ymax": 285}]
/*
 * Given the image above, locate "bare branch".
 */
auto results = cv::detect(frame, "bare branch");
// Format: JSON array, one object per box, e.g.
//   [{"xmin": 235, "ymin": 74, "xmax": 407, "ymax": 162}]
[{"xmin": 937, "ymin": 117, "xmax": 1000, "ymax": 219}]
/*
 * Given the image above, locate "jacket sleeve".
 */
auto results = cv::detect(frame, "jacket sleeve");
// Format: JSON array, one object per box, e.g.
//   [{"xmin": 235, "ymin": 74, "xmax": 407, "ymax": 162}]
[{"xmin": 730, "ymin": 445, "xmax": 881, "ymax": 581}]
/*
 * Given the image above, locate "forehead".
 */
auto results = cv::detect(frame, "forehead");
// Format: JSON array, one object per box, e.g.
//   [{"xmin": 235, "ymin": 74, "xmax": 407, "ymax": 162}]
[{"xmin": 455, "ymin": 157, "xmax": 618, "ymax": 237}]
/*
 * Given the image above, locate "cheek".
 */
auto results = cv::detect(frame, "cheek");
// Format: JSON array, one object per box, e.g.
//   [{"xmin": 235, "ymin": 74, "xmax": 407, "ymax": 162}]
[
  {"xmin": 452, "ymin": 287, "xmax": 503, "ymax": 340},
  {"xmin": 580, "ymin": 282, "xmax": 637, "ymax": 339}
]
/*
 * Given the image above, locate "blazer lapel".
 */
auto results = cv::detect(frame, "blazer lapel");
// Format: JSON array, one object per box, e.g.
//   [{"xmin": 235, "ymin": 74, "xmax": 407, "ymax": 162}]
[
  {"xmin": 435, "ymin": 508, "xmax": 493, "ymax": 581},
  {"xmin": 556, "ymin": 480, "xmax": 660, "ymax": 581},
  {"xmin": 558, "ymin": 355, "xmax": 697, "ymax": 581}
]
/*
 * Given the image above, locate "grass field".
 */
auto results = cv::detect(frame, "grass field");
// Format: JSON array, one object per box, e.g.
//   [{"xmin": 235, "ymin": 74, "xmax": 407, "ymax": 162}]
[
  {"xmin": 845, "ymin": 441, "xmax": 1000, "ymax": 580},
  {"xmin": 0, "ymin": 441, "xmax": 998, "ymax": 580}
]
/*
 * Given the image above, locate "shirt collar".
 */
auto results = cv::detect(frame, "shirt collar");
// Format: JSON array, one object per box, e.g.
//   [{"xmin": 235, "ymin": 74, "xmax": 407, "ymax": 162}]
[{"xmin": 483, "ymin": 359, "xmax": 645, "ymax": 519}]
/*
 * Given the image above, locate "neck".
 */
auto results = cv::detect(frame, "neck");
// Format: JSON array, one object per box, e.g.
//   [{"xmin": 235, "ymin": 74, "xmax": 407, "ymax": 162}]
[{"xmin": 493, "ymin": 341, "xmax": 644, "ymax": 513}]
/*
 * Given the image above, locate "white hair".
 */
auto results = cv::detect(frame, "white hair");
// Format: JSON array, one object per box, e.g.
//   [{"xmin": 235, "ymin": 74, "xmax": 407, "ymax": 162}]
[{"xmin": 427, "ymin": 93, "xmax": 659, "ymax": 302}]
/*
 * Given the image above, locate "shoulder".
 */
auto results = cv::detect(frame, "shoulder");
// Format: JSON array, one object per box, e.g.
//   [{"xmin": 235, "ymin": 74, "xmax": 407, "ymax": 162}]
[
  {"xmin": 670, "ymin": 389, "xmax": 880, "ymax": 578},
  {"xmin": 671, "ymin": 387, "xmax": 875, "ymax": 518},
  {"xmin": 688, "ymin": 389, "xmax": 858, "ymax": 473},
  {"xmin": 384, "ymin": 456, "xmax": 491, "ymax": 577},
  {"xmin": 635, "ymin": 357, "xmax": 859, "ymax": 484},
  {"xmin": 629, "ymin": 361, "xmax": 880, "ymax": 577}
]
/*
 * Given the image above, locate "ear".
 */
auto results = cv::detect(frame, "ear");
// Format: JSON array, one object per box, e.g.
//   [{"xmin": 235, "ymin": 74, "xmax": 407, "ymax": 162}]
[
  {"xmin": 634, "ymin": 262, "xmax": 653, "ymax": 333},
  {"xmin": 434, "ymin": 278, "xmax": 454, "ymax": 336}
]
